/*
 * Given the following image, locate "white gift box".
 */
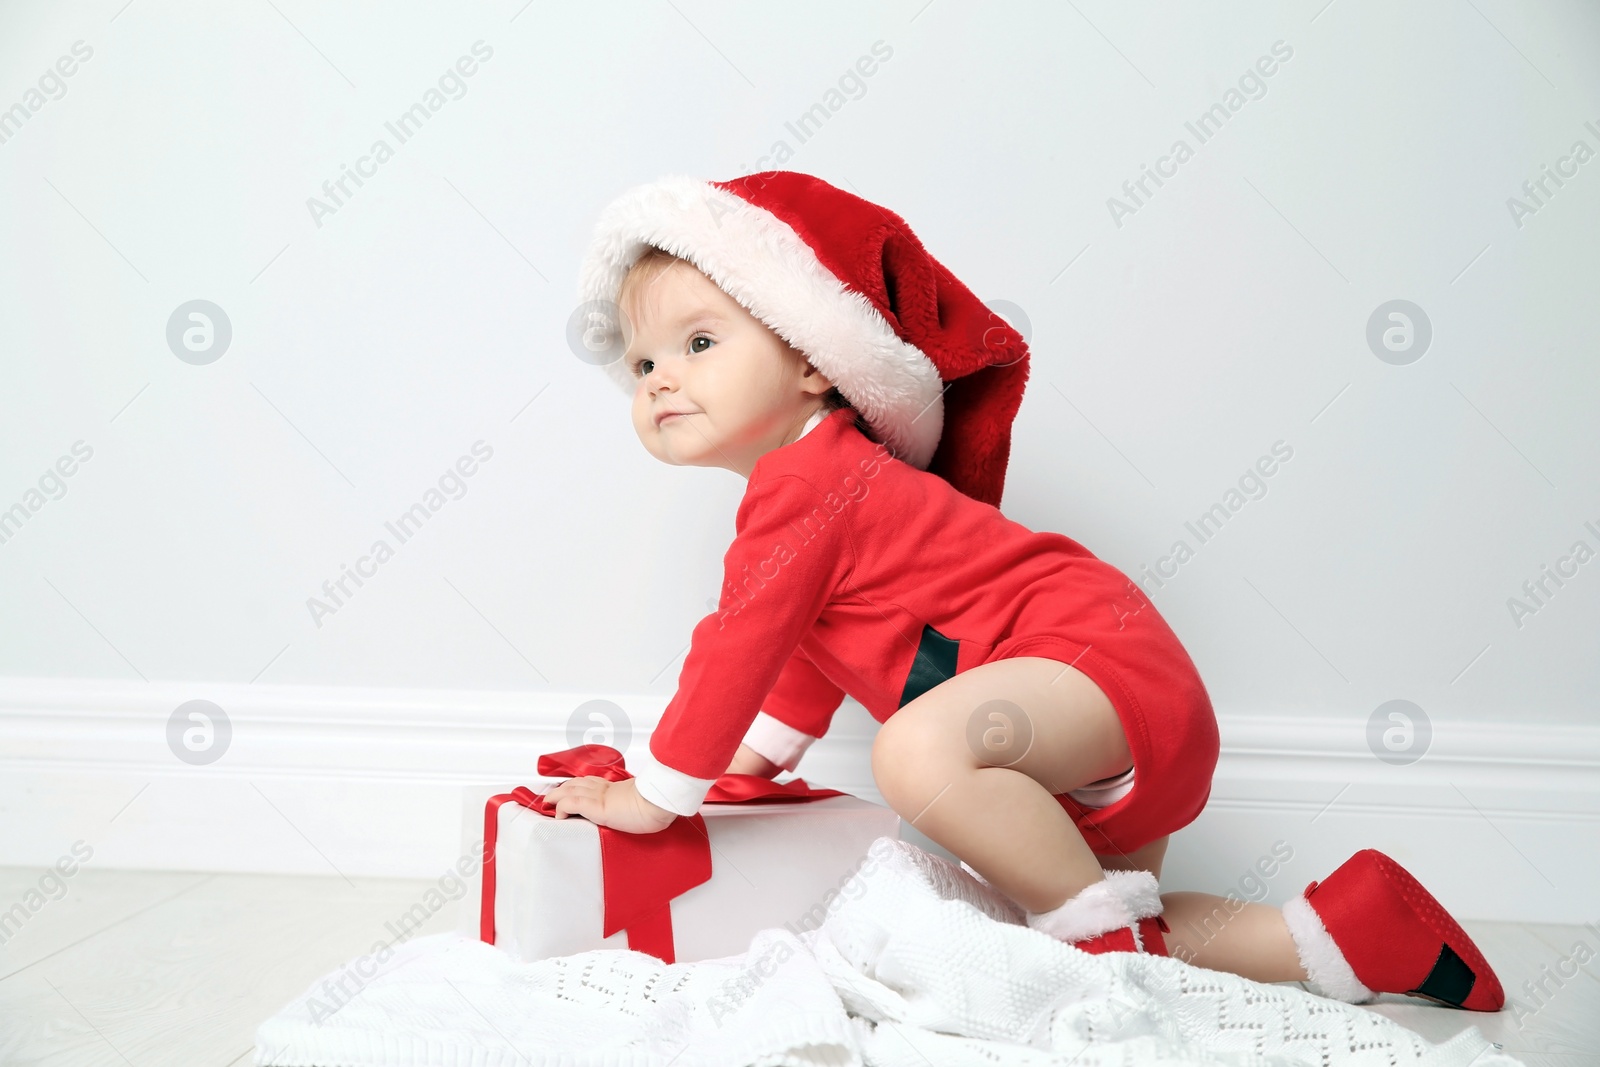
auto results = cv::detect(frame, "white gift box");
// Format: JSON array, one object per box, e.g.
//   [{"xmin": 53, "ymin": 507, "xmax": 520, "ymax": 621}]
[{"xmin": 456, "ymin": 780, "xmax": 901, "ymax": 963}]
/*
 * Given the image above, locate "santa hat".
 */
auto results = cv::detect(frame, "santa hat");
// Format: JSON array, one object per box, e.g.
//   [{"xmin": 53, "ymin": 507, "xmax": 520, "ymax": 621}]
[{"xmin": 575, "ymin": 171, "xmax": 1030, "ymax": 508}]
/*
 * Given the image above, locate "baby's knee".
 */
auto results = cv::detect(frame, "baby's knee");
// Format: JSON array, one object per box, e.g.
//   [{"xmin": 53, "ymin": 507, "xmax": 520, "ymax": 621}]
[{"xmin": 871, "ymin": 715, "xmax": 957, "ymax": 801}]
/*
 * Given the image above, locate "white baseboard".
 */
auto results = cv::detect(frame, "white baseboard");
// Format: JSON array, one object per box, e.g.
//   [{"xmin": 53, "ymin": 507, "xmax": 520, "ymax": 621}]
[{"xmin": 1, "ymin": 677, "xmax": 1596, "ymax": 923}]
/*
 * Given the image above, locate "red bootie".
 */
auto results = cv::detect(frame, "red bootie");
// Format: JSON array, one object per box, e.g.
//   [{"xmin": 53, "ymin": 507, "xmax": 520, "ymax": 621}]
[
  {"xmin": 1281, "ymin": 849, "xmax": 1504, "ymax": 1012},
  {"xmin": 1023, "ymin": 869, "xmax": 1171, "ymax": 956}
]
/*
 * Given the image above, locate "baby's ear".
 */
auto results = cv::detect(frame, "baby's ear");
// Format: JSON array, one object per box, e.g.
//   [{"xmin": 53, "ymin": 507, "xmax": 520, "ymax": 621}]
[{"xmin": 800, "ymin": 359, "xmax": 836, "ymax": 393}]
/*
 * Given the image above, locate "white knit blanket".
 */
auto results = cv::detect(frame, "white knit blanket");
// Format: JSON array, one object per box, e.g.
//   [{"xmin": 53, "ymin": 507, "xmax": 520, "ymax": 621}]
[{"xmin": 255, "ymin": 837, "xmax": 1520, "ymax": 1066}]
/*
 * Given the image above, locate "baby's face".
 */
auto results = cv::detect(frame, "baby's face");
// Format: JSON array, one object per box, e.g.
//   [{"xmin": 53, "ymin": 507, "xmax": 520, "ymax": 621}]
[{"xmin": 618, "ymin": 259, "xmax": 834, "ymax": 477}]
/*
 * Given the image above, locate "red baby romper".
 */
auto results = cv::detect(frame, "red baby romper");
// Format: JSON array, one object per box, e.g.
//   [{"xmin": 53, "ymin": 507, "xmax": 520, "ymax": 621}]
[{"xmin": 629, "ymin": 407, "xmax": 1220, "ymax": 857}]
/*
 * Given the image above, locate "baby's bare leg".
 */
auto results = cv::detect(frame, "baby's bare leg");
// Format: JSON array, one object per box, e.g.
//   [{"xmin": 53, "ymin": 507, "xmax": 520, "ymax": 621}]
[
  {"xmin": 1098, "ymin": 797, "xmax": 1308, "ymax": 981},
  {"xmin": 1161, "ymin": 893, "xmax": 1309, "ymax": 983},
  {"xmin": 871, "ymin": 656, "xmax": 1312, "ymax": 984},
  {"xmin": 870, "ymin": 656, "xmax": 1134, "ymax": 913}
]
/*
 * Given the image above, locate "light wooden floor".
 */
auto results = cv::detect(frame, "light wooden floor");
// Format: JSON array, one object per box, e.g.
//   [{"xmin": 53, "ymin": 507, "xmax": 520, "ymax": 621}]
[{"xmin": 0, "ymin": 866, "xmax": 1594, "ymax": 1065}]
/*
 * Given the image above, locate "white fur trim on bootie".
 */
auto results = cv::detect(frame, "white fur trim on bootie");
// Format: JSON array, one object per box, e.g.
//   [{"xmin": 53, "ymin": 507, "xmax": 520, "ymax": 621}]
[
  {"xmin": 1280, "ymin": 893, "xmax": 1377, "ymax": 1004},
  {"xmin": 1024, "ymin": 869, "xmax": 1163, "ymax": 943}
]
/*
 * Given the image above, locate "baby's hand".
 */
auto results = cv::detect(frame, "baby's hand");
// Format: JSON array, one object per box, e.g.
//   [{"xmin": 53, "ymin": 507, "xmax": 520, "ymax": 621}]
[{"xmin": 542, "ymin": 776, "xmax": 678, "ymax": 834}]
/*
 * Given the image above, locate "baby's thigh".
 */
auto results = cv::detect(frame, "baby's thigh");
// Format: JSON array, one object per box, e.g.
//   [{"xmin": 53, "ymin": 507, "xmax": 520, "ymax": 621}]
[{"xmin": 872, "ymin": 655, "xmax": 1133, "ymax": 796}]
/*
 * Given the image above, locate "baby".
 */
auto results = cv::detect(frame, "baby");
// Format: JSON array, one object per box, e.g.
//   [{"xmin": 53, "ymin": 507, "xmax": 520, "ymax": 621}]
[{"xmin": 544, "ymin": 171, "xmax": 1505, "ymax": 1013}]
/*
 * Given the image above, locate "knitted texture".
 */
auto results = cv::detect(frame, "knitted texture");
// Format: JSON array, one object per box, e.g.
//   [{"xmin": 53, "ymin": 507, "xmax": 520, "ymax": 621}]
[{"xmin": 256, "ymin": 838, "xmax": 1520, "ymax": 1067}]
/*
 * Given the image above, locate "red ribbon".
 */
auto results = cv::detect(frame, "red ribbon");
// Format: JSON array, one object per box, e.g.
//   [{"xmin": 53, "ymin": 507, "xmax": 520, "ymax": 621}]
[{"xmin": 480, "ymin": 744, "xmax": 845, "ymax": 963}]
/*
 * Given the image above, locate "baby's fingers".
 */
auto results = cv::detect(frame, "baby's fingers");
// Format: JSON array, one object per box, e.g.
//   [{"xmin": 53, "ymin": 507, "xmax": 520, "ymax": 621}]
[{"xmin": 547, "ymin": 779, "xmax": 603, "ymax": 822}]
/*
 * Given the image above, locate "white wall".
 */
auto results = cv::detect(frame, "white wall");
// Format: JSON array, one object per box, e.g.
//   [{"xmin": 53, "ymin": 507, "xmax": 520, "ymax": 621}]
[{"xmin": 1, "ymin": 2, "xmax": 1596, "ymax": 920}]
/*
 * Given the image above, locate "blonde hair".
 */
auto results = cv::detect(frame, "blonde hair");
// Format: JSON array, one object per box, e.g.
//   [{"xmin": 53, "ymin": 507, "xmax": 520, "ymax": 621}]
[
  {"xmin": 618, "ymin": 245, "xmax": 857, "ymax": 419},
  {"xmin": 615, "ymin": 245, "xmax": 686, "ymax": 321}
]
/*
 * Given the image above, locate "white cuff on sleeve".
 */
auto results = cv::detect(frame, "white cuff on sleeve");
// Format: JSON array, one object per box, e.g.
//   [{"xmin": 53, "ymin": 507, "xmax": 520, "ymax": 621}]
[
  {"xmin": 741, "ymin": 711, "xmax": 820, "ymax": 772},
  {"xmin": 628, "ymin": 747, "xmax": 719, "ymax": 818}
]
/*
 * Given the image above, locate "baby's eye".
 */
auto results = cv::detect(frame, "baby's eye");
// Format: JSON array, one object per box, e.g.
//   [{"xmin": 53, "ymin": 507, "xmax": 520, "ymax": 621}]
[
  {"xmin": 689, "ymin": 334, "xmax": 713, "ymax": 354},
  {"xmin": 630, "ymin": 358, "xmax": 653, "ymax": 378}
]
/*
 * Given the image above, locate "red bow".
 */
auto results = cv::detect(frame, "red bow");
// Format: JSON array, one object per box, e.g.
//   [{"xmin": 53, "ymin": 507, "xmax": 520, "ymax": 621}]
[{"xmin": 480, "ymin": 744, "xmax": 846, "ymax": 963}]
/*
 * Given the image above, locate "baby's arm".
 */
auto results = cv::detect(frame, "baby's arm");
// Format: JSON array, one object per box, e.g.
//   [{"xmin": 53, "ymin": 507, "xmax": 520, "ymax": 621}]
[
  {"xmin": 726, "ymin": 648, "xmax": 845, "ymax": 779},
  {"xmin": 609, "ymin": 475, "xmax": 851, "ymax": 820}
]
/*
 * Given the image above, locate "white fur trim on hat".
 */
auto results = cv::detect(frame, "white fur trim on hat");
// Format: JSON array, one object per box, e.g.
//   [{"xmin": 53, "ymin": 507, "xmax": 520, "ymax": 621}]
[
  {"xmin": 1024, "ymin": 869, "xmax": 1164, "ymax": 943},
  {"xmin": 1281, "ymin": 893, "xmax": 1377, "ymax": 1004},
  {"xmin": 576, "ymin": 174, "xmax": 945, "ymax": 470}
]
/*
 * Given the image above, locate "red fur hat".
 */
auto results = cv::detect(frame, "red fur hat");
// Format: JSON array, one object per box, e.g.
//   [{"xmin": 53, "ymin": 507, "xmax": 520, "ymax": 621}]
[{"xmin": 576, "ymin": 171, "xmax": 1030, "ymax": 508}]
